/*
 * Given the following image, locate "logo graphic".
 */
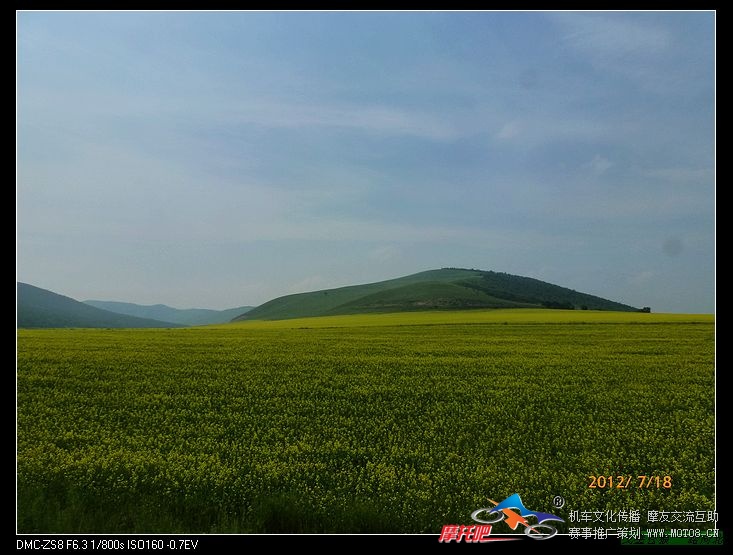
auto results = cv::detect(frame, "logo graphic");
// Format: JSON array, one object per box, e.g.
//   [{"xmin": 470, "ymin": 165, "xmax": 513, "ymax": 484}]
[{"xmin": 470, "ymin": 493, "xmax": 564, "ymax": 540}]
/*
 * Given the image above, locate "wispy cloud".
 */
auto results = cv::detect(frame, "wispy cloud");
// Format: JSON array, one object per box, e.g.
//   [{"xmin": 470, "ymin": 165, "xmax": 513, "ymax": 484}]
[
  {"xmin": 228, "ymin": 101, "xmax": 459, "ymax": 141},
  {"xmin": 548, "ymin": 12, "xmax": 710, "ymax": 95},
  {"xmin": 643, "ymin": 166, "xmax": 714, "ymax": 184},
  {"xmin": 495, "ymin": 120, "xmax": 522, "ymax": 140},
  {"xmin": 490, "ymin": 115, "xmax": 638, "ymax": 149},
  {"xmin": 553, "ymin": 12, "xmax": 671, "ymax": 59}
]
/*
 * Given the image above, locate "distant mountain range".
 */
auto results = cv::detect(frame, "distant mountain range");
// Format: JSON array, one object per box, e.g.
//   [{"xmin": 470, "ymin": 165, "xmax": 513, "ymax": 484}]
[
  {"xmin": 17, "ymin": 283, "xmax": 252, "ymax": 328},
  {"xmin": 17, "ymin": 283, "xmax": 183, "ymax": 328},
  {"xmin": 18, "ymin": 268, "xmax": 642, "ymax": 328},
  {"xmin": 83, "ymin": 300, "xmax": 253, "ymax": 326},
  {"xmin": 233, "ymin": 268, "xmax": 641, "ymax": 321}
]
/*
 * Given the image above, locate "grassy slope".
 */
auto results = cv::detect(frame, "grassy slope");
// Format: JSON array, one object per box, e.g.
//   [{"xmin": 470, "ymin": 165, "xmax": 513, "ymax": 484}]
[
  {"xmin": 235, "ymin": 268, "xmax": 641, "ymax": 321},
  {"xmin": 17, "ymin": 283, "xmax": 182, "ymax": 329},
  {"xmin": 237, "ymin": 269, "xmax": 480, "ymax": 321},
  {"xmin": 326, "ymin": 281, "xmax": 534, "ymax": 314}
]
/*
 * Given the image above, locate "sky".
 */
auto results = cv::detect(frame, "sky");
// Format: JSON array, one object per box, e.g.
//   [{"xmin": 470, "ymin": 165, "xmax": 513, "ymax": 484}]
[{"xmin": 17, "ymin": 11, "xmax": 715, "ymax": 312}]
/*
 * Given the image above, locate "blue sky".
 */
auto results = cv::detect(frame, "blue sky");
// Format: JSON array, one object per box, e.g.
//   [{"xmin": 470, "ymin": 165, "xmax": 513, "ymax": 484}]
[{"xmin": 17, "ymin": 11, "xmax": 715, "ymax": 312}]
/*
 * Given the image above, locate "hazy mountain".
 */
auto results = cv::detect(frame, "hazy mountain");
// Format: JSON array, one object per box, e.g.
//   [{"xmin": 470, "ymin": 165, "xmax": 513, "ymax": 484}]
[
  {"xmin": 17, "ymin": 283, "xmax": 182, "ymax": 328},
  {"xmin": 84, "ymin": 300, "xmax": 253, "ymax": 326},
  {"xmin": 233, "ymin": 268, "xmax": 641, "ymax": 321}
]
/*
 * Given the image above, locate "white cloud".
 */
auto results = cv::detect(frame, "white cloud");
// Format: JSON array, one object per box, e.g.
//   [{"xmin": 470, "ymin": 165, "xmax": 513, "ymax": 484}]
[
  {"xmin": 585, "ymin": 154, "xmax": 613, "ymax": 177},
  {"xmin": 495, "ymin": 120, "xmax": 522, "ymax": 140}
]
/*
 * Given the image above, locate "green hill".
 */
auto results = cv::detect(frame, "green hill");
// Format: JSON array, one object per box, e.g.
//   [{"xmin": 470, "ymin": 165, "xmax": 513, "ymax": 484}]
[
  {"xmin": 83, "ymin": 300, "xmax": 253, "ymax": 326},
  {"xmin": 17, "ymin": 283, "xmax": 183, "ymax": 328},
  {"xmin": 234, "ymin": 268, "xmax": 641, "ymax": 321}
]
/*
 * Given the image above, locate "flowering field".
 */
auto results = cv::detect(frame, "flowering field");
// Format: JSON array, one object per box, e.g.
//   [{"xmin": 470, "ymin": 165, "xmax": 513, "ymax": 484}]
[{"xmin": 17, "ymin": 311, "xmax": 715, "ymax": 532}]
